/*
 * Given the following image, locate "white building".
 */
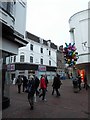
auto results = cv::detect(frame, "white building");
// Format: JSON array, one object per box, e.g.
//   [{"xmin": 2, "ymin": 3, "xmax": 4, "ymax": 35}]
[
  {"xmin": 0, "ymin": 0, "xmax": 28, "ymax": 109},
  {"xmin": 69, "ymin": 9, "xmax": 90, "ymax": 84},
  {"xmin": 8, "ymin": 31, "xmax": 57, "ymax": 80}
]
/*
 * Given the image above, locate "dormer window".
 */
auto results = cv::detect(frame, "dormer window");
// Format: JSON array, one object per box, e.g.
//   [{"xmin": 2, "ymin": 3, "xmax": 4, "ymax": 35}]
[
  {"xmin": 39, "ymin": 38, "xmax": 43, "ymax": 44},
  {"xmin": 47, "ymin": 40, "xmax": 51, "ymax": 47},
  {"xmin": 30, "ymin": 44, "xmax": 33, "ymax": 51}
]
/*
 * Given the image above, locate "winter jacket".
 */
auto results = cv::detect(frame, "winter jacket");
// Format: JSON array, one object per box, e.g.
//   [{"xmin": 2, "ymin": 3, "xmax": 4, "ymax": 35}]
[
  {"xmin": 40, "ymin": 77, "xmax": 46, "ymax": 89},
  {"xmin": 52, "ymin": 76, "xmax": 61, "ymax": 89},
  {"xmin": 27, "ymin": 79, "xmax": 35, "ymax": 96}
]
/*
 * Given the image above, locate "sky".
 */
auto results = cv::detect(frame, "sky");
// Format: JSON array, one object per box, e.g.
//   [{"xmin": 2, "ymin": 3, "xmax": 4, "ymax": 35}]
[{"xmin": 26, "ymin": 0, "xmax": 89, "ymax": 46}]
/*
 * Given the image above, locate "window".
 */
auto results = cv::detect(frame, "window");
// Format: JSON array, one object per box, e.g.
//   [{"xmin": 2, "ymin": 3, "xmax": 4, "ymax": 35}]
[
  {"xmin": 30, "ymin": 44, "xmax": 33, "ymax": 51},
  {"xmin": 40, "ymin": 58, "xmax": 43, "ymax": 65},
  {"xmin": 41, "ymin": 48, "xmax": 43, "ymax": 53},
  {"xmin": 10, "ymin": 56, "xmax": 13, "ymax": 63},
  {"xmin": 14, "ymin": 56, "xmax": 16, "ymax": 62},
  {"xmin": 1, "ymin": 2, "xmax": 14, "ymax": 15},
  {"xmin": 49, "ymin": 60, "xmax": 51, "ymax": 66},
  {"xmin": 30, "ymin": 56, "xmax": 33, "ymax": 63},
  {"xmin": 49, "ymin": 50, "xmax": 51, "ymax": 56},
  {"xmin": 20, "ymin": 55, "xmax": 24, "ymax": 62},
  {"xmin": 69, "ymin": 28, "xmax": 75, "ymax": 43}
]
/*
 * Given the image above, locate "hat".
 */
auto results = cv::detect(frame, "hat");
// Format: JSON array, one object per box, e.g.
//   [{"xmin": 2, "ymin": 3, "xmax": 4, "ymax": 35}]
[{"xmin": 29, "ymin": 75, "xmax": 34, "ymax": 80}]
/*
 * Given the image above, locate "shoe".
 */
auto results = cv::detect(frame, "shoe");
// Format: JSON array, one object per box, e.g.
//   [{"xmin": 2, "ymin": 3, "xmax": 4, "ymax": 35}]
[
  {"xmin": 30, "ymin": 106, "xmax": 33, "ymax": 110},
  {"xmin": 44, "ymin": 99, "xmax": 47, "ymax": 101},
  {"xmin": 42, "ymin": 99, "xmax": 47, "ymax": 101}
]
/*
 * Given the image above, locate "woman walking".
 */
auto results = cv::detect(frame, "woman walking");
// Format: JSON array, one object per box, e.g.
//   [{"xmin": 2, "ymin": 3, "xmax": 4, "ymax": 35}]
[{"xmin": 39, "ymin": 75, "xmax": 47, "ymax": 101}]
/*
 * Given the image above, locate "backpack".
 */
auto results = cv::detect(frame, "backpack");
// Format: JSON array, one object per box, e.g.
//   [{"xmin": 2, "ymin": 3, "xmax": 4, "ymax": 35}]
[{"xmin": 25, "ymin": 84, "xmax": 32, "ymax": 93}]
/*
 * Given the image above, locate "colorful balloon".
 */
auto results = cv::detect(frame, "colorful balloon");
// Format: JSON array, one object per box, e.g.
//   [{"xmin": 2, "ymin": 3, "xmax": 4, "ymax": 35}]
[{"xmin": 63, "ymin": 42, "xmax": 79, "ymax": 67}]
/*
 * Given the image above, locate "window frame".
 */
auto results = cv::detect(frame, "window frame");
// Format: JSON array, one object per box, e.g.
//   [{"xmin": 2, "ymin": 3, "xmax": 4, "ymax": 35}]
[
  {"xmin": 30, "ymin": 44, "xmax": 33, "ymax": 51},
  {"xmin": 40, "ymin": 47, "xmax": 43, "ymax": 53},
  {"xmin": 49, "ymin": 60, "xmax": 51, "ymax": 66},
  {"xmin": 20, "ymin": 55, "xmax": 24, "ymax": 62},
  {"xmin": 30, "ymin": 56, "xmax": 33, "ymax": 63},
  {"xmin": 40, "ymin": 58, "xmax": 43, "ymax": 65}
]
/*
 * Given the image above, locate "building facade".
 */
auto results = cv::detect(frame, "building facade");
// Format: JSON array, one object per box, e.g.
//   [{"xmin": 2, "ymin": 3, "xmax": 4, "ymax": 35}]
[
  {"xmin": 7, "ymin": 31, "xmax": 57, "ymax": 80},
  {"xmin": 0, "ymin": 0, "xmax": 28, "ymax": 110},
  {"xmin": 69, "ymin": 9, "xmax": 90, "ymax": 84}
]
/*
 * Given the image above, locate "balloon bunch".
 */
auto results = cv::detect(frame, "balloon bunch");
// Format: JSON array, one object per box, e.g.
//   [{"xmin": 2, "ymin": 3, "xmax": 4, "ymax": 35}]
[{"xmin": 63, "ymin": 43, "xmax": 79, "ymax": 67}]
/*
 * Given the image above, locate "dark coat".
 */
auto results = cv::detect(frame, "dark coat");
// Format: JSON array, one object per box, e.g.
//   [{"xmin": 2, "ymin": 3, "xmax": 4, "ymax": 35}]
[
  {"xmin": 77, "ymin": 75, "xmax": 82, "ymax": 84},
  {"xmin": 22, "ymin": 76, "xmax": 28, "ymax": 86},
  {"xmin": 27, "ymin": 79, "xmax": 35, "ymax": 96},
  {"xmin": 16, "ymin": 76, "xmax": 22, "ymax": 85},
  {"xmin": 52, "ymin": 76, "xmax": 61, "ymax": 89},
  {"xmin": 35, "ymin": 76, "xmax": 40, "ymax": 89}
]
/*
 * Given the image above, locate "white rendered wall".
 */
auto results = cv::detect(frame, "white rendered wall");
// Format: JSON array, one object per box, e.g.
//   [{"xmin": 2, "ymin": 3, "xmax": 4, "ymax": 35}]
[
  {"xmin": 69, "ymin": 9, "xmax": 90, "ymax": 64},
  {"xmin": 15, "ymin": 39, "xmax": 57, "ymax": 67}
]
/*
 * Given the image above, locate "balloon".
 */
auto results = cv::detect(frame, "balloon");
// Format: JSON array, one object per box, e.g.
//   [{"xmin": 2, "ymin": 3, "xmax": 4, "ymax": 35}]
[{"xmin": 64, "ymin": 42, "xmax": 79, "ymax": 67}]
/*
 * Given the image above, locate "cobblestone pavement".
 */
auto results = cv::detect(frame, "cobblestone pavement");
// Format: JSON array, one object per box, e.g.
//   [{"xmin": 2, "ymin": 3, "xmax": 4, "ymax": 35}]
[{"xmin": 2, "ymin": 79, "xmax": 89, "ymax": 118}]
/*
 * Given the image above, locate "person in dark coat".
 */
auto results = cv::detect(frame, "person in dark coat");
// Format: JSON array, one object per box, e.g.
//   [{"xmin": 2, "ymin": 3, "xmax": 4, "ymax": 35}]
[
  {"xmin": 34, "ymin": 76, "xmax": 40, "ymax": 95},
  {"xmin": 52, "ymin": 74, "xmax": 62, "ymax": 96},
  {"xmin": 16, "ymin": 75, "xmax": 22, "ymax": 93},
  {"xmin": 77, "ymin": 73, "xmax": 82, "ymax": 91},
  {"xmin": 22, "ymin": 75, "xmax": 28, "ymax": 92},
  {"xmin": 45, "ymin": 75, "xmax": 49, "ymax": 91},
  {"xmin": 27, "ymin": 75, "xmax": 35, "ymax": 110},
  {"xmin": 84, "ymin": 75, "xmax": 88, "ymax": 90}
]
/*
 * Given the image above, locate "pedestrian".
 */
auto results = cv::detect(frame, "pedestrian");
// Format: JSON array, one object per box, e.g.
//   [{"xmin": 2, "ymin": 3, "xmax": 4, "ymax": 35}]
[
  {"xmin": 45, "ymin": 75, "xmax": 49, "ymax": 91},
  {"xmin": 77, "ymin": 73, "xmax": 82, "ymax": 91},
  {"xmin": 35, "ymin": 76, "xmax": 40, "ymax": 95},
  {"xmin": 34, "ymin": 76, "xmax": 40, "ymax": 102},
  {"xmin": 22, "ymin": 75, "xmax": 28, "ymax": 92},
  {"xmin": 84, "ymin": 74, "xmax": 88, "ymax": 90},
  {"xmin": 52, "ymin": 74, "xmax": 62, "ymax": 96},
  {"xmin": 39, "ymin": 75, "xmax": 47, "ymax": 101},
  {"xmin": 16, "ymin": 75, "xmax": 22, "ymax": 93},
  {"xmin": 27, "ymin": 75, "xmax": 35, "ymax": 110}
]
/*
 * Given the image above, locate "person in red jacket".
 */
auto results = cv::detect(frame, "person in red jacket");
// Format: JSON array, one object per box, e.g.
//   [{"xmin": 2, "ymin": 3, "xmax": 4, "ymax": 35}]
[{"xmin": 39, "ymin": 75, "xmax": 47, "ymax": 101}]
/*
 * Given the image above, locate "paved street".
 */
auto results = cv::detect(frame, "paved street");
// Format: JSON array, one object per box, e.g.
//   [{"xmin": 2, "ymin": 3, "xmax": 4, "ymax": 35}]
[{"xmin": 2, "ymin": 79, "xmax": 88, "ymax": 118}]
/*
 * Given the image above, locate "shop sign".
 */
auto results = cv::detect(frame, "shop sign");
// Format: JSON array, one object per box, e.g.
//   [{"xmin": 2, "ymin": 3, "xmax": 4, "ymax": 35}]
[
  {"xmin": 38, "ymin": 65, "xmax": 46, "ymax": 71},
  {"xmin": 7, "ymin": 64, "xmax": 15, "ymax": 71}
]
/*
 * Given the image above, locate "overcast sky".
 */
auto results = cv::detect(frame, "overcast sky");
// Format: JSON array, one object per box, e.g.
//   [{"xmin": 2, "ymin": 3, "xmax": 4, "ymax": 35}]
[{"xmin": 26, "ymin": 0, "xmax": 89, "ymax": 46}]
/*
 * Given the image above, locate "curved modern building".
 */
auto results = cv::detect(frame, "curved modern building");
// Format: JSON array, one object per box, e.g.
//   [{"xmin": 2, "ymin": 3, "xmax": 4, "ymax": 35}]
[{"xmin": 69, "ymin": 9, "xmax": 90, "ymax": 84}]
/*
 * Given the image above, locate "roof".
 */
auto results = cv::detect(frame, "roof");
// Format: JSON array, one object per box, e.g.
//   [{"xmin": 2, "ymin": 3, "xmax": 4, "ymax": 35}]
[{"xmin": 26, "ymin": 31, "xmax": 57, "ymax": 49}]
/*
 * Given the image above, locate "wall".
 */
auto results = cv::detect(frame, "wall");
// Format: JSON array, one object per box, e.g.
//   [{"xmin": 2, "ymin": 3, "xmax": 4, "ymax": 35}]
[
  {"xmin": 69, "ymin": 9, "xmax": 89, "ymax": 64},
  {"xmin": 16, "ymin": 39, "xmax": 57, "ymax": 67},
  {"xmin": 69, "ymin": 9, "xmax": 90, "ymax": 84}
]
